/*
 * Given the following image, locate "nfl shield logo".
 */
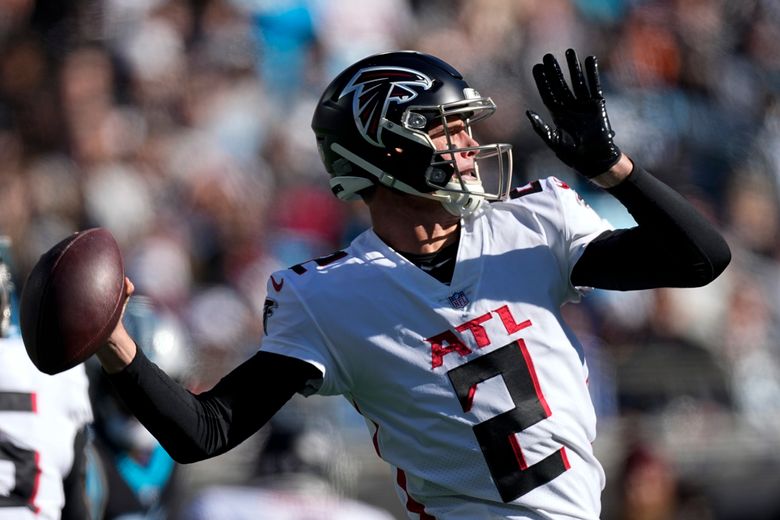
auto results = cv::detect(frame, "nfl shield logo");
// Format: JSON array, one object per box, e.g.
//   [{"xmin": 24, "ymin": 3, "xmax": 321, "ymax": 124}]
[{"xmin": 448, "ymin": 291, "xmax": 469, "ymax": 309}]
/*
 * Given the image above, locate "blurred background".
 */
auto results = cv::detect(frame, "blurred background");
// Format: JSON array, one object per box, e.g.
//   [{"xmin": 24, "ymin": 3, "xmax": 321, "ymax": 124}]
[{"xmin": 1, "ymin": 0, "xmax": 779, "ymax": 518}]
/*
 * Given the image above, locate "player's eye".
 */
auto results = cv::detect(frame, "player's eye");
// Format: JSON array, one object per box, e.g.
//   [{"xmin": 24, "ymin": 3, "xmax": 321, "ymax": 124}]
[{"xmin": 428, "ymin": 120, "xmax": 466, "ymax": 140}]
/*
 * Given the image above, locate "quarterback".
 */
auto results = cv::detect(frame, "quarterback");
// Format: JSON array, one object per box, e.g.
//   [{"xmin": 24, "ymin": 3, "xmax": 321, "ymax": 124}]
[{"xmin": 96, "ymin": 49, "xmax": 730, "ymax": 519}]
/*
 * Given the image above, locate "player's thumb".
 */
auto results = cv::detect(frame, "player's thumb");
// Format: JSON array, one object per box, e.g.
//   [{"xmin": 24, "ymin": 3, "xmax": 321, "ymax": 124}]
[{"xmin": 123, "ymin": 277, "xmax": 135, "ymax": 298}]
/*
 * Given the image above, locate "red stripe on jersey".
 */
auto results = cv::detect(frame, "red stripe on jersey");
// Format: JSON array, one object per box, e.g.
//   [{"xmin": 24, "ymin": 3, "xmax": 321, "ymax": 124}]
[
  {"xmin": 561, "ymin": 447, "xmax": 571, "ymax": 470},
  {"xmin": 351, "ymin": 399, "xmax": 382, "ymax": 458},
  {"xmin": 29, "ymin": 450, "xmax": 41, "ymax": 513},
  {"xmin": 464, "ymin": 384, "xmax": 477, "ymax": 412},
  {"xmin": 371, "ymin": 425, "xmax": 381, "ymax": 457},
  {"xmin": 508, "ymin": 434, "xmax": 529, "ymax": 471},
  {"xmin": 30, "ymin": 392, "xmax": 37, "ymax": 413},
  {"xmin": 517, "ymin": 340, "xmax": 552, "ymax": 416},
  {"xmin": 396, "ymin": 469, "xmax": 435, "ymax": 520}
]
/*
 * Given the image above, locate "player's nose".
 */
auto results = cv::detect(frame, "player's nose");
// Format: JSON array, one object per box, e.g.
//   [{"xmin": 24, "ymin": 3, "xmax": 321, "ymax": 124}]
[{"xmin": 458, "ymin": 132, "xmax": 480, "ymax": 157}]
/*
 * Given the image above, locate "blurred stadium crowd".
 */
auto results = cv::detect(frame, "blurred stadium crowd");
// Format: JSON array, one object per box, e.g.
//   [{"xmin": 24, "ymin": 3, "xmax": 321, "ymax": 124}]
[{"xmin": 1, "ymin": 0, "xmax": 780, "ymax": 518}]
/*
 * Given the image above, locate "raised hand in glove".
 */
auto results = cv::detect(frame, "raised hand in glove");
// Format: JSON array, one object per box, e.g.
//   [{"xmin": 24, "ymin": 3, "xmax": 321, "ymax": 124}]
[{"xmin": 526, "ymin": 49, "xmax": 621, "ymax": 178}]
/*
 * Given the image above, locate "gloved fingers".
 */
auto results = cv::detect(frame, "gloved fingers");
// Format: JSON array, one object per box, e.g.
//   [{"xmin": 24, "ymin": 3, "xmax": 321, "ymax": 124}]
[
  {"xmin": 565, "ymin": 49, "xmax": 591, "ymax": 100},
  {"xmin": 532, "ymin": 63, "xmax": 562, "ymax": 108},
  {"xmin": 543, "ymin": 53, "xmax": 576, "ymax": 105},
  {"xmin": 584, "ymin": 55, "xmax": 603, "ymax": 99}
]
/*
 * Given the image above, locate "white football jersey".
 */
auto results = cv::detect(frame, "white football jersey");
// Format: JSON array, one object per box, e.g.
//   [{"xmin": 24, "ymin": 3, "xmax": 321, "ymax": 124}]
[
  {"xmin": 262, "ymin": 177, "xmax": 612, "ymax": 520},
  {"xmin": 0, "ymin": 332, "xmax": 93, "ymax": 520}
]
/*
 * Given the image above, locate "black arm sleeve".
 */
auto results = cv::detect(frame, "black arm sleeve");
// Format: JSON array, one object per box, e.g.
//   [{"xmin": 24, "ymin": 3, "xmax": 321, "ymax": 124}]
[
  {"xmin": 106, "ymin": 347, "xmax": 322, "ymax": 464},
  {"xmin": 571, "ymin": 165, "xmax": 731, "ymax": 290}
]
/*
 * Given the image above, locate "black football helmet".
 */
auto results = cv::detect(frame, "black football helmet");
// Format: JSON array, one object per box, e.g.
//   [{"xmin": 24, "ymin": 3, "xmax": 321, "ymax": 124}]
[{"xmin": 312, "ymin": 51, "xmax": 513, "ymax": 216}]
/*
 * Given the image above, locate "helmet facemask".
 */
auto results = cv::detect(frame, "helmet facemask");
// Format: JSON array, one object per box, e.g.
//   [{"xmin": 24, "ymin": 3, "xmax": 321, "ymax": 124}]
[
  {"xmin": 331, "ymin": 90, "xmax": 513, "ymax": 216},
  {"xmin": 402, "ymin": 90, "xmax": 513, "ymax": 215}
]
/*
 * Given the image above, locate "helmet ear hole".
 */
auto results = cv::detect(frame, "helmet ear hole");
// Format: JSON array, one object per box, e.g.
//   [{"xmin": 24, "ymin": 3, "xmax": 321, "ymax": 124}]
[{"xmin": 426, "ymin": 167, "xmax": 452, "ymax": 188}]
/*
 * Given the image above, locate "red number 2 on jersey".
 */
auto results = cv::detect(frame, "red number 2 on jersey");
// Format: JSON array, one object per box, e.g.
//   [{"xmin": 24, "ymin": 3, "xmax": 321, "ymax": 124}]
[{"xmin": 447, "ymin": 340, "xmax": 569, "ymax": 502}]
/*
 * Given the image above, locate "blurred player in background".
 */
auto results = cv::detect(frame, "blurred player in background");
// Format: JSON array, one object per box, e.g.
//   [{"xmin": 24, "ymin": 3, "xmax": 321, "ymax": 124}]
[
  {"xmin": 87, "ymin": 295, "xmax": 190, "ymax": 519},
  {"xmin": 0, "ymin": 237, "xmax": 94, "ymax": 520},
  {"xmin": 95, "ymin": 49, "xmax": 730, "ymax": 519}
]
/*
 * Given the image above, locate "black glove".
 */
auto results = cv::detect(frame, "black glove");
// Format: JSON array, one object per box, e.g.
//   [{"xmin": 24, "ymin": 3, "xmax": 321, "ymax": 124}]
[{"xmin": 526, "ymin": 49, "xmax": 621, "ymax": 178}]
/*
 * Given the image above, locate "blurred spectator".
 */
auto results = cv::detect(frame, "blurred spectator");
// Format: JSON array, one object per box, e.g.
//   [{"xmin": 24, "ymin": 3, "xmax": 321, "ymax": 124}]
[
  {"xmin": 607, "ymin": 288, "xmax": 732, "ymax": 415},
  {"xmin": 237, "ymin": 0, "xmax": 317, "ymax": 105},
  {"xmin": 612, "ymin": 439, "xmax": 716, "ymax": 520},
  {"xmin": 311, "ymin": 0, "xmax": 414, "ymax": 79},
  {"xmin": 725, "ymin": 173, "xmax": 779, "ymax": 260},
  {"xmin": 616, "ymin": 442, "xmax": 680, "ymax": 520}
]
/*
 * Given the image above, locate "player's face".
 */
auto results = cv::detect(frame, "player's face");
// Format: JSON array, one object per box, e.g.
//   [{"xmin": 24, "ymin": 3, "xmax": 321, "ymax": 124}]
[{"xmin": 429, "ymin": 120, "xmax": 480, "ymax": 182}]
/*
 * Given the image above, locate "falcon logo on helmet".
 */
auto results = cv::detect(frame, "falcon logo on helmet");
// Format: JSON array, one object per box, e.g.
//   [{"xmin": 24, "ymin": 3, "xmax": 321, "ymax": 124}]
[{"xmin": 339, "ymin": 66, "xmax": 433, "ymax": 147}]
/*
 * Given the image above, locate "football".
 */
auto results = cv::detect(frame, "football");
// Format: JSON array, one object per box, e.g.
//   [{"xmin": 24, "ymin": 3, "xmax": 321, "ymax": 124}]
[{"xmin": 20, "ymin": 228, "xmax": 125, "ymax": 375}]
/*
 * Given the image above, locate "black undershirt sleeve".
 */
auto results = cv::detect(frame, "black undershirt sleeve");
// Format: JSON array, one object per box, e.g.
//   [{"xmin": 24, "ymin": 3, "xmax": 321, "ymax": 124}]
[
  {"xmin": 106, "ymin": 347, "xmax": 321, "ymax": 463},
  {"xmin": 570, "ymin": 165, "xmax": 731, "ymax": 290}
]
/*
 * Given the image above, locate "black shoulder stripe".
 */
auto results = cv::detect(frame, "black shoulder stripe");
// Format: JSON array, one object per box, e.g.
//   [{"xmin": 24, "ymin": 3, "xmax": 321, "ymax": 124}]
[
  {"xmin": 315, "ymin": 250, "xmax": 348, "ymax": 266},
  {"xmin": 0, "ymin": 392, "xmax": 35, "ymax": 412},
  {"xmin": 290, "ymin": 250, "xmax": 349, "ymax": 275},
  {"xmin": 509, "ymin": 180, "xmax": 543, "ymax": 199}
]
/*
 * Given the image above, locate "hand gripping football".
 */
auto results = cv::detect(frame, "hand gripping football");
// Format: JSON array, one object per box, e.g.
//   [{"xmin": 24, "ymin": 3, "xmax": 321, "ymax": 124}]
[{"xmin": 20, "ymin": 228, "xmax": 125, "ymax": 374}]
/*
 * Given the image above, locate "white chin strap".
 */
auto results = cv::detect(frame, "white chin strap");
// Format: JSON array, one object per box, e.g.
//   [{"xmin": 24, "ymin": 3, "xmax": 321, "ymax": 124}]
[{"xmin": 439, "ymin": 181, "xmax": 485, "ymax": 216}]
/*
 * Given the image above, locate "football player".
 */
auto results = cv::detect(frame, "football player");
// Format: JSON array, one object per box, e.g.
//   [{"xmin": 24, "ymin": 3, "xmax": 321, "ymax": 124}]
[
  {"xmin": 95, "ymin": 49, "xmax": 730, "ymax": 519},
  {"xmin": 0, "ymin": 240, "xmax": 94, "ymax": 520}
]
